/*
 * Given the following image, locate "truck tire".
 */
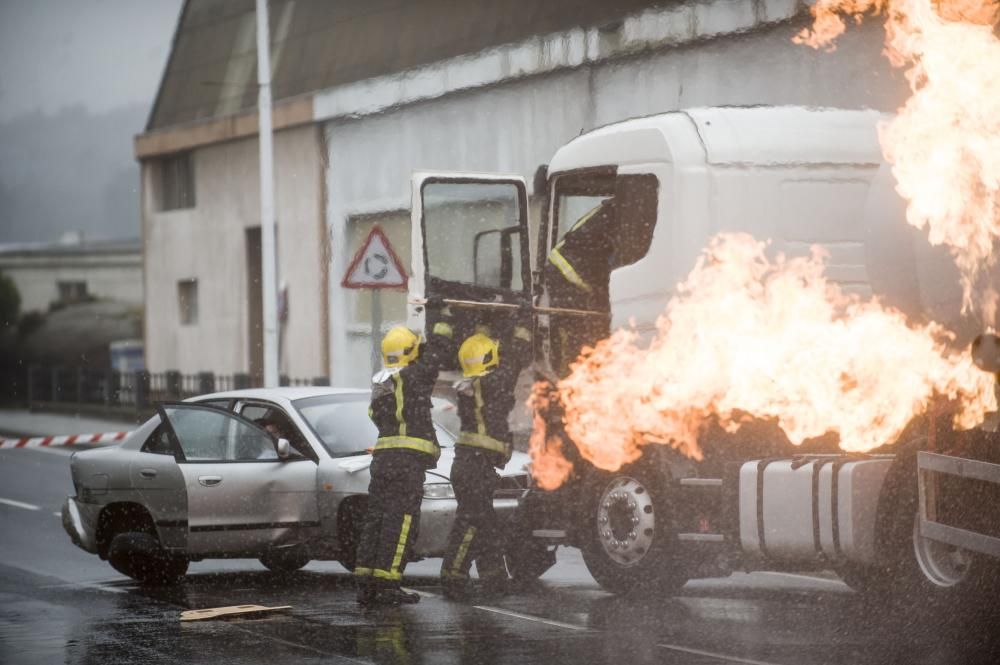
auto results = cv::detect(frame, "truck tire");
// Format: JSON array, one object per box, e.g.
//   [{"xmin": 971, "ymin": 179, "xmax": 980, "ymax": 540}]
[
  {"xmin": 852, "ymin": 442, "xmax": 999, "ymax": 605},
  {"xmin": 108, "ymin": 532, "xmax": 188, "ymax": 585},
  {"xmin": 259, "ymin": 547, "xmax": 310, "ymax": 574},
  {"xmin": 580, "ymin": 464, "xmax": 688, "ymax": 595}
]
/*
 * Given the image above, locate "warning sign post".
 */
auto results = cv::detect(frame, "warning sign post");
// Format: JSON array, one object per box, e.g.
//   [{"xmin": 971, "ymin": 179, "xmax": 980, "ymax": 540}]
[{"xmin": 342, "ymin": 225, "xmax": 408, "ymax": 374}]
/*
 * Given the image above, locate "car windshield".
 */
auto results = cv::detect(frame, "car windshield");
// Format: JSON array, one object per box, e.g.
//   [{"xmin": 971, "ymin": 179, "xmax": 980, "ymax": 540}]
[{"xmin": 292, "ymin": 393, "xmax": 455, "ymax": 457}]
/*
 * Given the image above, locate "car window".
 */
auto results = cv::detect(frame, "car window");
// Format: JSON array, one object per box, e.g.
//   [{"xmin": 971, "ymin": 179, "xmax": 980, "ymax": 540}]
[
  {"xmin": 293, "ymin": 394, "xmax": 455, "ymax": 457},
  {"xmin": 239, "ymin": 403, "xmax": 310, "ymax": 459},
  {"xmin": 162, "ymin": 405, "xmax": 278, "ymax": 462},
  {"xmin": 134, "ymin": 415, "xmax": 174, "ymax": 455}
]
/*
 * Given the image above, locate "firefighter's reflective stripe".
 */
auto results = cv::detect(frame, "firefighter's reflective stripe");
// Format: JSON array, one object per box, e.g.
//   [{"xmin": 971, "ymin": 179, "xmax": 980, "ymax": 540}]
[
  {"xmin": 393, "ymin": 374, "xmax": 407, "ymax": 437},
  {"xmin": 373, "ymin": 435, "xmax": 440, "ymax": 459},
  {"xmin": 372, "ymin": 514, "xmax": 412, "ymax": 582},
  {"xmin": 354, "ymin": 566, "xmax": 373, "ymax": 578},
  {"xmin": 568, "ymin": 202, "xmax": 604, "ymax": 233},
  {"xmin": 456, "ymin": 431, "xmax": 510, "ymax": 456},
  {"xmin": 473, "ymin": 380, "xmax": 486, "ymax": 435},
  {"xmin": 448, "ymin": 526, "xmax": 477, "ymax": 579},
  {"xmin": 547, "ymin": 246, "xmax": 592, "ymax": 293}
]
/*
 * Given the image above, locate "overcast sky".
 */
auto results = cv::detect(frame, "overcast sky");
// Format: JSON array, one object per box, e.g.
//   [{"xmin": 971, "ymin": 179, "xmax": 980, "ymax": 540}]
[
  {"xmin": 0, "ymin": 0, "xmax": 182, "ymax": 123},
  {"xmin": 0, "ymin": 0, "xmax": 183, "ymax": 244}
]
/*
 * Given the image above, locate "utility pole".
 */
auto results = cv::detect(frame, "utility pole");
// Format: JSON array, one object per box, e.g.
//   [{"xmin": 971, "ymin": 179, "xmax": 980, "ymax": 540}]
[{"xmin": 256, "ymin": 0, "xmax": 279, "ymax": 387}]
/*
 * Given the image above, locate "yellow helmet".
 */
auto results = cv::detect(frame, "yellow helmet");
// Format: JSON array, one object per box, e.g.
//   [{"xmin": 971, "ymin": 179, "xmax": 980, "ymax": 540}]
[
  {"xmin": 458, "ymin": 333, "xmax": 500, "ymax": 378},
  {"xmin": 381, "ymin": 327, "xmax": 421, "ymax": 368}
]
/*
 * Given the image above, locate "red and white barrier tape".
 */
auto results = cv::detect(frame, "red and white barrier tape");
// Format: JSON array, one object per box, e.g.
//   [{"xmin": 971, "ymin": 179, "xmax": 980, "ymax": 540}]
[{"xmin": 0, "ymin": 431, "xmax": 133, "ymax": 449}]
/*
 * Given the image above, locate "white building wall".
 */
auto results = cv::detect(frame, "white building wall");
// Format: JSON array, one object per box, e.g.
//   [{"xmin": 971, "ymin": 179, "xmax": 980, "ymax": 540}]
[
  {"xmin": 143, "ymin": 124, "xmax": 326, "ymax": 377},
  {"xmin": 0, "ymin": 254, "xmax": 142, "ymax": 313},
  {"xmin": 321, "ymin": 5, "xmax": 906, "ymax": 387}
]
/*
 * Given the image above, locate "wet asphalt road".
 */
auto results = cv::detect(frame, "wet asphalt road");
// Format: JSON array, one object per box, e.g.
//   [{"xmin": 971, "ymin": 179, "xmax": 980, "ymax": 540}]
[{"xmin": 2, "ymin": 442, "xmax": 1000, "ymax": 665}]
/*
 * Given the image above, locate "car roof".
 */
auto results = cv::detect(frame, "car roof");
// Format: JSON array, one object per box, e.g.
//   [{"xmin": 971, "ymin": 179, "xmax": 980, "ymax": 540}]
[{"xmin": 189, "ymin": 386, "xmax": 370, "ymax": 403}]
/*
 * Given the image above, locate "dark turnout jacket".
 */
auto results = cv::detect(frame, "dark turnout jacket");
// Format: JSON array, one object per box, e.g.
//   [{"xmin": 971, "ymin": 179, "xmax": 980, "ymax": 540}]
[
  {"xmin": 370, "ymin": 322, "xmax": 454, "ymax": 467},
  {"xmin": 454, "ymin": 326, "xmax": 532, "ymax": 467}
]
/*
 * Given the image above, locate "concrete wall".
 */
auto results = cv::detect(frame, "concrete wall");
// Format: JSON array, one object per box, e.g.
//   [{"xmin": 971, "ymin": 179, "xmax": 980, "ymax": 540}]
[
  {"xmin": 0, "ymin": 253, "xmax": 142, "ymax": 313},
  {"xmin": 322, "ymin": 5, "xmax": 909, "ymax": 386},
  {"xmin": 142, "ymin": 124, "xmax": 326, "ymax": 377}
]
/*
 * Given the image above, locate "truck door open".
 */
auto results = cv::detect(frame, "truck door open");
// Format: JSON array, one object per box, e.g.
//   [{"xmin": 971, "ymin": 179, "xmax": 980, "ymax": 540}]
[{"xmin": 409, "ymin": 173, "xmax": 532, "ymax": 346}]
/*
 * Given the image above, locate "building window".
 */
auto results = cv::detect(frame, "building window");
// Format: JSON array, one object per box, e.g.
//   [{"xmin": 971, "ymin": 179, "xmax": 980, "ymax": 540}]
[
  {"xmin": 158, "ymin": 152, "xmax": 195, "ymax": 211},
  {"xmin": 178, "ymin": 279, "xmax": 198, "ymax": 325},
  {"xmin": 57, "ymin": 281, "xmax": 88, "ymax": 304}
]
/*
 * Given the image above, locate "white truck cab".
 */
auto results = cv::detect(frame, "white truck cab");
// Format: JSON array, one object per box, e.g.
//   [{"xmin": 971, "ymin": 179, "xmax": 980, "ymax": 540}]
[{"xmin": 408, "ymin": 106, "xmax": 998, "ymax": 600}]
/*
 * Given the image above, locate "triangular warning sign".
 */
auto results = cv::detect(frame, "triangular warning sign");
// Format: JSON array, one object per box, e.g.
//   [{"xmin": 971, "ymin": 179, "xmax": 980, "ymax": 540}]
[{"xmin": 342, "ymin": 225, "xmax": 408, "ymax": 289}]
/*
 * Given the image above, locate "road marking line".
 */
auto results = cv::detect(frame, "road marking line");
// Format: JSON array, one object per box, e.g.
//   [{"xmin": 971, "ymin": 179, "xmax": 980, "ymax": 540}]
[
  {"xmin": 757, "ymin": 571, "xmax": 847, "ymax": 588},
  {"xmin": 53, "ymin": 511, "xmax": 61, "ymax": 517},
  {"xmin": 656, "ymin": 643, "xmax": 783, "ymax": 665},
  {"xmin": 0, "ymin": 497, "xmax": 41, "ymax": 511},
  {"xmin": 472, "ymin": 605, "xmax": 590, "ymax": 631},
  {"xmin": 419, "ymin": 585, "xmax": 784, "ymax": 664}
]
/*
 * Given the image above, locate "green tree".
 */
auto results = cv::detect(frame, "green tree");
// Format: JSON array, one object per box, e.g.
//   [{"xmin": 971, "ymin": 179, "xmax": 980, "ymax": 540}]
[{"xmin": 0, "ymin": 271, "xmax": 20, "ymax": 329}]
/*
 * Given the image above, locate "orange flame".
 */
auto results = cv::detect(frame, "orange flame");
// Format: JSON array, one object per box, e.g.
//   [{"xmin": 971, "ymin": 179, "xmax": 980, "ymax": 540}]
[
  {"xmin": 797, "ymin": 0, "xmax": 1000, "ymax": 316},
  {"xmin": 528, "ymin": 380, "xmax": 574, "ymax": 490},
  {"xmin": 530, "ymin": 234, "xmax": 997, "ymax": 485}
]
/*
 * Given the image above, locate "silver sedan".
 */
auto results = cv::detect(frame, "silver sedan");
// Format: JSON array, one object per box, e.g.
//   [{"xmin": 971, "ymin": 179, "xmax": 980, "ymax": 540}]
[{"xmin": 61, "ymin": 387, "xmax": 532, "ymax": 584}]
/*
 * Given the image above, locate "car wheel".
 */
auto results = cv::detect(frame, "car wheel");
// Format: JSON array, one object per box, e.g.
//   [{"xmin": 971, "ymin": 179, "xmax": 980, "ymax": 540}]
[
  {"xmin": 108, "ymin": 532, "xmax": 188, "ymax": 585},
  {"xmin": 259, "ymin": 547, "xmax": 310, "ymax": 574},
  {"xmin": 580, "ymin": 463, "xmax": 689, "ymax": 596}
]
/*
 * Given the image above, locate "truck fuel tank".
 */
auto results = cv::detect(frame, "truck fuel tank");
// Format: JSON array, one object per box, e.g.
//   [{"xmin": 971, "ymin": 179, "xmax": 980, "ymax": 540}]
[{"xmin": 738, "ymin": 457, "xmax": 892, "ymax": 566}]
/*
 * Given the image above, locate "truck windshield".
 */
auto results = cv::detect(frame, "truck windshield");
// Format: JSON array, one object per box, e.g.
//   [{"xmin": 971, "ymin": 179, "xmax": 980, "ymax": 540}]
[{"xmin": 552, "ymin": 172, "xmax": 659, "ymax": 269}]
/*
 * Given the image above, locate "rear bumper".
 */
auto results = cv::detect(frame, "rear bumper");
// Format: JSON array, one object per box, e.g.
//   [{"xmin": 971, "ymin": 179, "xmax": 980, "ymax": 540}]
[{"xmin": 61, "ymin": 496, "xmax": 98, "ymax": 554}]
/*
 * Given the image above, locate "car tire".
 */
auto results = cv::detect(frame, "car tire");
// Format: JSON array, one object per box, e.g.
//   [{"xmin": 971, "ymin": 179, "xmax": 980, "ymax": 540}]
[
  {"xmin": 108, "ymin": 532, "xmax": 188, "ymax": 585},
  {"xmin": 259, "ymin": 548, "xmax": 310, "ymax": 574},
  {"xmin": 580, "ymin": 463, "xmax": 689, "ymax": 596}
]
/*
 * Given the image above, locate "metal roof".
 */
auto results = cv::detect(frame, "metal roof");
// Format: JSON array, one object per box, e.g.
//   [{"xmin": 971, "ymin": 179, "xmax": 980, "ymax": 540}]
[
  {"xmin": 0, "ymin": 237, "xmax": 141, "ymax": 259},
  {"xmin": 147, "ymin": 0, "xmax": 665, "ymax": 131}
]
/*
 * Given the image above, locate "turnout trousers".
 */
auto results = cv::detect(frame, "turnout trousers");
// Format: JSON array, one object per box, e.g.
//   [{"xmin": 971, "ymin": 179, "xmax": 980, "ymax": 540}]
[
  {"xmin": 355, "ymin": 450, "xmax": 426, "ymax": 589},
  {"xmin": 440, "ymin": 447, "xmax": 507, "ymax": 585}
]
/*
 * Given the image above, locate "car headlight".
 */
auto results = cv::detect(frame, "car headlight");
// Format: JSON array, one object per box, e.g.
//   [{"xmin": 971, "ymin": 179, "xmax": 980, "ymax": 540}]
[{"xmin": 423, "ymin": 482, "xmax": 456, "ymax": 499}]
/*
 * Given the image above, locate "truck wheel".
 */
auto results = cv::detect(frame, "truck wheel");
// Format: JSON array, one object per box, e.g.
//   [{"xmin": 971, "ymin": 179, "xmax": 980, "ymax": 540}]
[
  {"xmin": 863, "ymin": 443, "xmax": 998, "ymax": 605},
  {"xmin": 108, "ymin": 532, "xmax": 188, "ymax": 585},
  {"xmin": 580, "ymin": 465, "xmax": 688, "ymax": 595},
  {"xmin": 259, "ymin": 547, "xmax": 310, "ymax": 574}
]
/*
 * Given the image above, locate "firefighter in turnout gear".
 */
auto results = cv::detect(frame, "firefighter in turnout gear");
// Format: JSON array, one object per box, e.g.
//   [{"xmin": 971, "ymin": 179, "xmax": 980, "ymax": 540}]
[
  {"xmin": 544, "ymin": 199, "xmax": 617, "ymax": 375},
  {"xmin": 356, "ymin": 316, "xmax": 455, "ymax": 607},
  {"xmin": 440, "ymin": 323, "xmax": 533, "ymax": 599}
]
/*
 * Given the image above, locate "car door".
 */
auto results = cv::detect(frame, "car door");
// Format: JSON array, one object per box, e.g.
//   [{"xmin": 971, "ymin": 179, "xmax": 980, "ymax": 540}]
[
  {"xmin": 156, "ymin": 403, "xmax": 320, "ymax": 556},
  {"xmin": 409, "ymin": 172, "xmax": 533, "ymax": 349}
]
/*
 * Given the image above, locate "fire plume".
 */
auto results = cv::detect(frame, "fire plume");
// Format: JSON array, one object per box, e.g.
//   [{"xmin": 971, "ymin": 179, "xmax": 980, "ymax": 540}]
[
  {"xmin": 529, "ymin": 234, "xmax": 996, "ymax": 487},
  {"xmin": 797, "ymin": 0, "xmax": 1000, "ymax": 316}
]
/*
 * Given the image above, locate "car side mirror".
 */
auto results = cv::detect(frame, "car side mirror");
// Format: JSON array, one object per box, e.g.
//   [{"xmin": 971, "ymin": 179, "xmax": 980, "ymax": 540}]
[{"xmin": 276, "ymin": 438, "xmax": 290, "ymax": 460}]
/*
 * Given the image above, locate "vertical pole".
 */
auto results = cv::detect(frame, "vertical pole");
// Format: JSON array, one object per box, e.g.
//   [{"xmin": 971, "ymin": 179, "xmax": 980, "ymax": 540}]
[
  {"xmin": 371, "ymin": 289, "xmax": 382, "ymax": 376},
  {"xmin": 256, "ymin": 0, "xmax": 279, "ymax": 387}
]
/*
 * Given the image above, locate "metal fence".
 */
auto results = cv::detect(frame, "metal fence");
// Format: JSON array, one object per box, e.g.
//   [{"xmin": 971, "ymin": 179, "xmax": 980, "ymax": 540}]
[{"xmin": 23, "ymin": 365, "xmax": 330, "ymax": 420}]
